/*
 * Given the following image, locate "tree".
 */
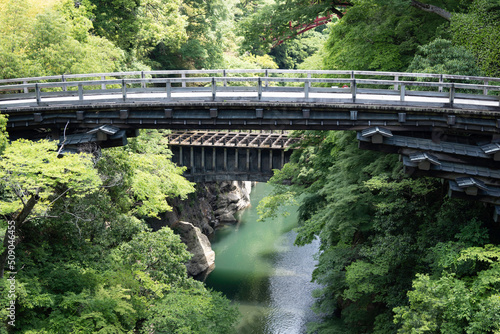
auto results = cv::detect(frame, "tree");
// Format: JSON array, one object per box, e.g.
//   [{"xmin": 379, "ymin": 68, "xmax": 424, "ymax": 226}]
[
  {"xmin": 143, "ymin": 288, "xmax": 239, "ymax": 334},
  {"xmin": 149, "ymin": 0, "xmax": 234, "ymax": 70},
  {"xmin": 450, "ymin": 0, "xmax": 500, "ymax": 77},
  {"xmin": 394, "ymin": 245, "xmax": 500, "ymax": 333},
  {"xmin": 238, "ymin": 0, "xmax": 349, "ymax": 55},
  {"xmin": 0, "ymin": 0, "xmax": 125, "ymax": 79},
  {"xmin": 323, "ymin": 0, "xmax": 459, "ymax": 72},
  {"xmin": 0, "ymin": 139, "xmax": 102, "ymax": 277},
  {"xmin": 97, "ymin": 130, "xmax": 195, "ymax": 218},
  {"xmin": 407, "ymin": 38, "xmax": 481, "ymax": 76},
  {"xmin": 86, "ymin": 0, "xmax": 187, "ymax": 58}
]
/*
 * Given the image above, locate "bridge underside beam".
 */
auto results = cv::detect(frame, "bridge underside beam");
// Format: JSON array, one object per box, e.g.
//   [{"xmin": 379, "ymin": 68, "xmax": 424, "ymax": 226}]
[
  {"xmin": 5, "ymin": 101, "xmax": 500, "ymax": 141},
  {"xmin": 167, "ymin": 131, "xmax": 299, "ymax": 148}
]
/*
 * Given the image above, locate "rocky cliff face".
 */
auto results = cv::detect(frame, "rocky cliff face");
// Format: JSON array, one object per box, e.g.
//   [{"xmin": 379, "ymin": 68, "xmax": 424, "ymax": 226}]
[
  {"xmin": 172, "ymin": 221, "xmax": 215, "ymax": 279},
  {"xmin": 148, "ymin": 181, "xmax": 254, "ymax": 277}
]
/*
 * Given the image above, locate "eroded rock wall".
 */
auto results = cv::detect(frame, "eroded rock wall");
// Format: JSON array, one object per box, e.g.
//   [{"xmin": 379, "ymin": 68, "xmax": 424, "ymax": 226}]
[{"xmin": 148, "ymin": 181, "xmax": 254, "ymax": 277}]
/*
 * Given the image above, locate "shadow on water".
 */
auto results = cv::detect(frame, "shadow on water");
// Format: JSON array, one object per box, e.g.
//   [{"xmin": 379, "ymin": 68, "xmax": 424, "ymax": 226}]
[{"xmin": 205, "ymin": 182, "xmax": 321, "ymax": 334}]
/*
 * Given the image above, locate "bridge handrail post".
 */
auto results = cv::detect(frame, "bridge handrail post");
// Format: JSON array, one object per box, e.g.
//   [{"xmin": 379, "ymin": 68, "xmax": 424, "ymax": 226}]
[
  {"xmin": 35, "ymin": 84, "xmax": 41, "ymax": 105},
  {"xmin": 258, "ymin": 77, "xmax": 262, "ymax": 101},
  {"xmin": 484, "ymin": 80, "xmax": 489, "ymax": 95},
  {"xmin": 351, "ymin": 79, "xmax": 356, "ymax": 103},
  {"xmin": 400, "ymin": 83, "xmax": 405, "ymax": 101},
  {"xmin": 78, "ymin": 83, "xmax": 83, "ymax": 101},
  {"xmin": 449, "ymin": 83, "xmax": 455, "ymax": 106},
  {"xmin": 101, "ymin": 76, "xmax": 106, "ymax": 90},
  {"xmin": 122, "ymin": 79, "xmax": 127, "ymax": 101},
  {"xmin": 181, "ymin": 72, "xmax": 186, "ymax": 88},
  {"xmin": 265, "ymin": 70, "xmax": 269, "ymax": 87},
  {"xmin": 439, "ymin": 74, "xmax": 443, "ymax": 93},
  {"xmin": 223, "ymin": 69, "xmax": 227, "ymax": 87},
  {"xmin": 141, "ymin": 71, "xmax": 146, "ymax": 89},
  {"xmin": 166, "ymin": 80, "xmax": 171, "ymax": 99},
  {"xmin": 23, "ymin": 81, "xmax": 28, "ymax": 94},
  {"xmin": 394, "ymin": 75, "xmax": 399, "ymax": 90},
  {"xmin": 62, "ymin": 74, "xmax": 67, "ymax": 92},
  {"xmin": 212, "ymin": 77, "xmax": 216, "ymax": 101},
  {"xmin": 304, "ymin": 78, "xmax": 309, "ymax": 99}
]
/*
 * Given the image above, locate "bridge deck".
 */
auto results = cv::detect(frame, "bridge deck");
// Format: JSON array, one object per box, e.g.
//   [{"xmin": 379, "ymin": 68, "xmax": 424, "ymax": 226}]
[{"xmin": 3, "ymin": 70, "xmax": 500, "ymax": 217}]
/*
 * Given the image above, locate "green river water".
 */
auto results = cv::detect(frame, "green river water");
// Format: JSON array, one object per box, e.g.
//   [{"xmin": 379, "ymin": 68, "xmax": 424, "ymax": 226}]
[{"xmin": 205, "ymin": 182, "xmax": 321, "ymax": 334}]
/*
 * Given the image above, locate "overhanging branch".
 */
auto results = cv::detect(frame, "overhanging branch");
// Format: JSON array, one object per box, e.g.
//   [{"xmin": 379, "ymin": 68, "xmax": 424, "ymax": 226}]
[{"xmin": 411, "ymin": 0, "xmax": 452, "ymax": 21}]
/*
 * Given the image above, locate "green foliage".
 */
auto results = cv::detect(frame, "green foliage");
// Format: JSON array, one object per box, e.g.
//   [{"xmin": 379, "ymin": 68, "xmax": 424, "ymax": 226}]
[
  {"xmin": 0, "ymin": 139, "xmax": 101, "ymax": 217},
  {"xmin": 269, "ymin": 27, "xmax": 330, "ymax": 69},
  {"xmin": 238, "ymin": 0, "xmax": 341, "ymax": 55},
  {"xmin": 224, "ymin": 53, "xmax": 278, "ymax": 70},
  {"xmin": 98, "ymin": 130, "xmax": 195, "ymax": 218},
  {"xmin": 407, "ymin": 38, "xmax": 481, "ymax": 76},
  {"xmin": 394, "ymin": 245, "xmax": 500, "ymax": 333},
  {"xmin": 148, "ymin": 0, "xmax": 233, "ymax": 69},
  {"xmin": 115, "ymin": 227, "xmax": 192, "ymax": 290},
  {"xmin": 0, "ymin": 129, "xmax": 238, "ymax": 333},
  {"xmin": 43, "ymin": 285, "xmax": 136, "ymax": 334},
  {"xmin": 87, "ymin": 0, "xmax": 187, "ymax": 57},
  {"xmin": 0, "ymin": 114, "xmax": 7, "ymax": 154},
  {"xmin": 143, "ymin": 288, "xmax": 239, "ymax": 334},
  {"xmin": 324, "ymin": 1, "xmax": 455, "ymax": 71},
  {"xmin": 450, "ymin": 0, "xmax": 500, "ymax": 77},
  {"xmin": 0, "ymin": 0, "xmax": 125, "ymax": 79}
]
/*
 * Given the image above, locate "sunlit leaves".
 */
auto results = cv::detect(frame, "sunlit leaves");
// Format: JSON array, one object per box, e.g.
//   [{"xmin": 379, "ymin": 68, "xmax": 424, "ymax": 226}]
[
  {"xmin": 0, "ymin": 139, "xmax": 101, "ymax": 218},
  {"xmin": 99, "ymin": 130, "xmax": 194, "ymax": 218},
  {"xmin": 143, "ymin": 288, "xmax": 239, "ymax": 334},
  {"xmin": 0, "ymin": 0, "xmax": 124, "ymax": 79}
]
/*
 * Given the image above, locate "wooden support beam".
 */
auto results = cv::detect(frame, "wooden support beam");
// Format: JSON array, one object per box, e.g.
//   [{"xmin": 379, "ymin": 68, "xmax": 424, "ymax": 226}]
[
  {"xmin": 224, "ymin": 148, "xmax": 227, "ymax": 171},
  {"xmin": 235, "ymin": 149, "xmax": 239, "ymax": 170},
  {"xmin": 213, "ymin": 147, "xmax": 216, "ymax": 171},
  {"xmin": 246, "ymin": 149, "xmax": 250, "ymax": 171},
  {"xmin": 258, "ymin": 149, "xmax": 262, "ymax": 172},
  {"xmin": 269, "ymin": 150, "xmax": 273, "ymax": 170},
  {"xmin": 201, "ymin": 147, "xmax": 205, "ymax": 168},
  {"xmin": 190, "ymin": 147, "xmax": 194, "ymax": 173}
]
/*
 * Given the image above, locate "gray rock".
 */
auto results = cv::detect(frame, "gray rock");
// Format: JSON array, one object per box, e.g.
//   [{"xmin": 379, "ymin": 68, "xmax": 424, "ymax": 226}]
[
  {"xmin": 173, "ymin": 221, "xmax": 215, "ymax": 277},
  {"xmin": 218, "ymin": 212, "xmax": 237, "ymax": 223}
]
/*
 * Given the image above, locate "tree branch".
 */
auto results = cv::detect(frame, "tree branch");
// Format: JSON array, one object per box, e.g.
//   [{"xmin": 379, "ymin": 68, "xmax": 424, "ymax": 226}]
[
  {"xmin": 410, "ymin": 0, "xmax": 452, "ymax": 21},
  {"xmin": 0, "ymin": 193, "xmax": 39, "ymax": 278}
]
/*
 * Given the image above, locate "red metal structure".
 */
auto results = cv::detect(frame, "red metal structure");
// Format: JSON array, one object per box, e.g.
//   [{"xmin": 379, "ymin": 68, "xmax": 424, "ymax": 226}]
[{"xmin": 273, "ymin": 3, "xmax": 349, "ymax": 47}]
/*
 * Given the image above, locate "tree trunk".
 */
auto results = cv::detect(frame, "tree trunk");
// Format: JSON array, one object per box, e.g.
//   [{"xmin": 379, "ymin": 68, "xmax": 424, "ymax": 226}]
[
  {"xmin": 0, "ymin": 194, "xmax": 38, "ymax": 278},
  {"xmin": 411, "ymin": 0, "xmax": 452, "ymax": 21}
]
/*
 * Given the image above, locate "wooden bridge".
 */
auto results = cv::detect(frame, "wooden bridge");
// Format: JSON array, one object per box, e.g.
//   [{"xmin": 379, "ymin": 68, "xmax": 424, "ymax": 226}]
[
  {"xmin": 2, "ymin": 69, "xmax": 500, "ymax": 218},
  {"xmin": 167, "ymin": 130, "xmax": 298, "ymax": 182}
]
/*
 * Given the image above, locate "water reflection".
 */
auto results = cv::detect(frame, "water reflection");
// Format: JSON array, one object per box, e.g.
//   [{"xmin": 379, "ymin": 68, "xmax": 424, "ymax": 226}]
[{"xmin": 205, "ymin": 183, "xmax": 320, "ymax": 333}]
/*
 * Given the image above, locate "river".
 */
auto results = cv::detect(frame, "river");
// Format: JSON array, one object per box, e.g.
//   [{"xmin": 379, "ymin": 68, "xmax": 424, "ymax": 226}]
[{"xmin": 205, "ymin": 182, "xmax": 321, "ymax": 334}]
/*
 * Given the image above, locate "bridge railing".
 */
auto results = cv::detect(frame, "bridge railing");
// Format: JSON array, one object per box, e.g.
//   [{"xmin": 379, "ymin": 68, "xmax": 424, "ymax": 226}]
[{"xmin": 1, "ymin": 70, "xmax": 499, "ymax": 109}]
